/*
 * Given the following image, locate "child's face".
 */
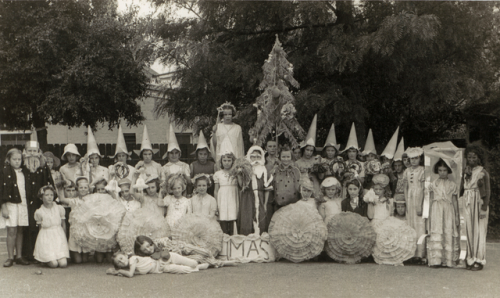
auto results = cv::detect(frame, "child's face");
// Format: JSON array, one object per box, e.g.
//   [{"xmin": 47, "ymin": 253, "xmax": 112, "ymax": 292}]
[
  {"xmin": 221, "ymin": 156, "xmax": 233, "ymax": 170},
  {"xmin": 410, "ymin": 156, "xmax": 420, "ymax": 167},
  {"xmin": 347, "ymin": 149, "xmax": 358, "ymax": 160},
  {"xmin": 396, "ymin": 203, "xmax": 406, "ymax": 216},
  {"xmin": 46, "ymin": 158, "xmax": 54, "ymax": 170},
  {"xmin": 66, "ymin": 153, "xmax": 78, "ymax": 164},
  {"xmin": 142, "ymin": 150, "xmax": 153, "ymax": 163},
  {"xmin": 140, "ymin": 241, "xmax": 155, "ymax": 255},
  {"xmin": 393, "ymin": 161, "xmax": 404, "ymax": 174},
  {"xmin": 325, "ymin": 147, "xmax": 337, "ymax": 159},
  {"xmin": 120, "ymin": 184, "xmax": 131, "ymax": 196},
  {"xmin": 292, "ymin": 148, "xmax": 302, "ymax": 160},
  {"xmin": 196, "ymin": 180, "xmax": 208, "ymax": 196},
  {"xmin": 116, "ymin": 153, "xmax": 128, "ymax": 163},
  {"xmin": 89, "ymin": 154, "xmax": 100, "ymax": 167},
  {"xmin": 172, "ymin": 182, "xmax": 183, "ymax": 197},
  {"xmin": 95, "ymin": 183, "xmax": 106, "ymax": 194},
  {"xmin": 64, "ymin": 187, "xmax": 76, "ymax": 198},
  {"xmin": 280, "ymin": 151, "xmax": 292, "ymax": 165},
  {"xmin": 366, "ymin": 153, "xmax": 377, "ymax": 162},
  {"xmin": 197, "ymin": 149, "xmax": 208, "ymax": 163},
  {"xmin": 222, "ymin": 109, "xmax": 233, "ymax": 123},
  {"xmin": 26, "ymin": 148, "xmax": 38, "ymax": 155},
  {"xmin": 402, "ymin": 156, "xmax": 411, "ymax": 168},
  {"xmin": 325, "ymin": 186, "xmax": 338, "ymax": 199},
  {"xmin": 301, "ymin": 187, "xmax": 313, "ymax": 199},
  {"xmin": 303, "ymin": 146, "xmax": 314, "ymax": 159},
  {"xmin": 114, "ymin": 254, "xmax": 129, "ymax": 268},
  {"xmin": 146, "ymin": 182, "xmax": 157, "ymax": 196},
  {"xmin": 169, "ymin": 150, "xmax": 180, "ymax": 163},
  {"xmin": 9, "ymin": 153, "xmax": 22, "ymax": 169},
  {"xmin": 266, "ymin": 141, "xmax": 277, "ymax": 156},
  {"xmin": 78, "ymin": 182, "xmax": 89, "ymax": 197},
  {"xmin": 438, "ymin": 166, "xmax": 449, "ymax": 179},
  {"xmin": 42, "ymin": 189, "xmax": 55, "ymax": 205},
  {"xmin": 467, "ymin": 152, "xmax": 479, "ymax": 167},
  {"xmin": 347, "ymin": 184, "xmax": 360, "ymax": 198},
  {"xmin": 373, "ymin": 184, "xmax": 385, "ymax": 196}
]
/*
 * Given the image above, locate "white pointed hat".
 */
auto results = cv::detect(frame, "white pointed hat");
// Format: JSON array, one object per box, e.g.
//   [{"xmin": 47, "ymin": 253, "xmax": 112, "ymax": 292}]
[
  {"xmin": 323, "ymin": 123, "xmax": 340, "ymax": 150},
  {"xmin": 134, "ymin": 125, "xmax": 159, "ymax": 156},
  {"xmin": 25, "ymin": 128, "xmax": 39, "ymax": 149},
  {"xmin": 113, "ymin": 125, "xmax": 131, "ymax": 158},
  {"xmin": 393, "ymin": 137, "xmax": 405, "ymax": 161},
  {"xmin": 162, "ymin": 123, "xmax": 181, "ymax": 159},
  {"xmin": 342, "ymin": 123, "xmax": 360, "ymax": 152},
  {"xmin": 86, "ymin": 126, "xmax": 102, "ymax": 157},
  {"xmin": 362, "ymin": 129, "xmax": 377, "ymax": 156},
  {"xmin": 380, "ymin": 127, "xmax": 399, "ymax": 159},
  {"xmin": 301, "ymin": 114, "xmax": 317, "ymax": 148},
  {"xmin": 191, "ymin": 130, "xmax": 211, "ymax": 155}
]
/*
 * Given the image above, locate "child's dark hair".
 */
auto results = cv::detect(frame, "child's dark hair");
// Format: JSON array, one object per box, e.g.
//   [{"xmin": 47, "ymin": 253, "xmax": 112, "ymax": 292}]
[
  {"xmin": 112, "ymin": 251, "xmax": 130, "ymax": 270},
  {"xmin": 345, "ymin": 179, "xmax": 364, "ymax": 200},
  {"xmin": 279, "ymin": 145, "xmax": 292, "ymax": 158},
  {"xmin": 76, "ymin": 177, "xmax": 89, "ymax": 188},
  {"xmin": 4, "ymin": 148, "xmax": 22, "ymax": 165},
  {"xmin": 219, "ymin": 152, "xmax": 236, "ymax": 169},
  {"xmin": 146, "ymin": 178, "xmax": 160, "ymax": 192},
  {"xmin": 196, "ymin": 148, "xmax": 210, "ymax": 159},
  {"xmin": 93, "ymin": 178, "xmax": 108, "ymax": 193},
  {"xmin": 391, "ymin": 159, "xmax": 406, "ymax": 172},
  {"xmin": 433, "ymin": 159, "xmax": 452, "ymax": 174},
  {"xmin": 134, "ymin": 235, "xmax": 158, "ymax": 257},
  {"xmin": 322, "ymin": 145, "xmax": 338, "ymax": 159},
  {"xmin": 300, "ymin": 145, "xmax": 316, "ymax": 156},
  {"xmin": 140, "ymin": 149, "xmax": 154, "ymax": 160},
  {"xmin": 465, "ymin": 145, "xmax": 485, "ymax": 166}
]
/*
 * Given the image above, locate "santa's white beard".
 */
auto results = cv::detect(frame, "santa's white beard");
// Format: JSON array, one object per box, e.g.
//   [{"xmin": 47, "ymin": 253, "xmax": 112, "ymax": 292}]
[{"xmin": 24, "ymin": 154, "xmax": 41, "ymax": 173}]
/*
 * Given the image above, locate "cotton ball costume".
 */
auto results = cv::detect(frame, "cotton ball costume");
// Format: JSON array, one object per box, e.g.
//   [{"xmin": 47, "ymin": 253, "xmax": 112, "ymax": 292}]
[
  {"xmin": 70, "ymin": 193, "xmax": 126, "ymax": 253},
  {"xmin": 171, "ymin": 214, "xmax": 223, "ymax": 257},
  {"xmin": 269, "ymin": 201, "xmax": 327, "ymax": 263}
]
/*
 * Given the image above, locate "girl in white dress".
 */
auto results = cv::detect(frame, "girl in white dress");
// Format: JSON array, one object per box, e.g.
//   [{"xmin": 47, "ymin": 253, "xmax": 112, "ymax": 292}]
[
  {"xmin": 191, "ymin": 174, "xmax": 217, "ymax": 219},
  {"xmin": 214, "ymin": 152, "xmax": 238, "ymax": 234},
  {"xmin": 318, "ymin": 177, "xmax": 343, "ymax": 224},
  {"xmin": 33, "ymin": 185, "xmax": 69, "ymax": 268},
  {"xmin": 158, "ymin": 174, "xmax": 191, "ymax": 228},
  {"xmin": 212, "ymin": 102, "xmax": 245, "ymax": 169}
]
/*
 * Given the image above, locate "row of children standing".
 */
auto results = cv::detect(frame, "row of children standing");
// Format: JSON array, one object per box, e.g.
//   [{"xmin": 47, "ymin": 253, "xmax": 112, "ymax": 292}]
[{"xmin": 1, "ymin": 104, "xmax": 490, "ymax": 271}]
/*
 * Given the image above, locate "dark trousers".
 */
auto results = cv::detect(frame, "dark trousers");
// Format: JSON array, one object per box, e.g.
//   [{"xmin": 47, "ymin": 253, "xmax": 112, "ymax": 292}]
[
  {"xmin": 219, "ymin": 221, "xmax": 234, "ymax": 235},
  {"xmin": 22, "ymin": 229, "xmax": 39, "ymax": 260}
]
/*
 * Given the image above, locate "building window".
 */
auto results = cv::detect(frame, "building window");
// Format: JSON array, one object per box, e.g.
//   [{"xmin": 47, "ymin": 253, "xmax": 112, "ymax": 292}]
[
  {"xmin": 176, "ymin": 133, "xmax": 191, "ymax": 144},
  {"xmin": 123, "ymin": 133, "xmax": 136, "ymax": 150},
  {"xmin": 0, "ymin": 133, "xmax": 30, "ymax": 146}
]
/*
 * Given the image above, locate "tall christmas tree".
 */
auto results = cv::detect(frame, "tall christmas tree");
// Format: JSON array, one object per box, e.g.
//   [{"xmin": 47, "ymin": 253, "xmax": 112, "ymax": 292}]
[{"xmin": 249, "ymin": 35, "xmax": 305, "ymax": 148}]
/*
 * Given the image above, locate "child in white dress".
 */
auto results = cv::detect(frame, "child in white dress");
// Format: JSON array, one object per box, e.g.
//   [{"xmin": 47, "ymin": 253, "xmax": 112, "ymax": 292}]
[
  {"xmin": 158, "ymin": 174, "xmax": 191, "ymax": 228},
  {"xmin": 33, "ymin": 185, "xmax": 69, "ymax": 268},
  {"xmin": 214, "ymin": 152, "xmax": 238, "ymax": 234},
  {"xmin": 365, "ymin": 174, "xmax": 393, "ymax": 227},
  {"xmin": 318, "ymin": 177, "xmax": 343, "ymax": 224},
  {"xmin": 191, "ymin": 174, "xmax": 217, "ymax": 219}
]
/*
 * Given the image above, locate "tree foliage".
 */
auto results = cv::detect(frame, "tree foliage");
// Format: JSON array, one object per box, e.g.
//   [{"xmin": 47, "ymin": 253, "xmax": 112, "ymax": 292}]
[
  {"xmin": 152, "ymin": 0, "xmax": 500, "ymax": 148},
  {"xmin": 0, "ymin": 0, "xmax": 150, "ymax": 149}
]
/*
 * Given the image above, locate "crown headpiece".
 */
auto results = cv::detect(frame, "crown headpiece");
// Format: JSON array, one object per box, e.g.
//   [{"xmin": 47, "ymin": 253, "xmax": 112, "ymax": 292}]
[{"xmin": 217, "ymin": 102, "xmax": 237, "ymax": 113}]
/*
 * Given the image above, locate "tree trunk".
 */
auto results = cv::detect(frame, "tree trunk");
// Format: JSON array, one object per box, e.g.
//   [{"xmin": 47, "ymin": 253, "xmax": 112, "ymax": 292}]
[{"xmin": 32, "ymin": 111, "xmax": 48, "ymax": 152}]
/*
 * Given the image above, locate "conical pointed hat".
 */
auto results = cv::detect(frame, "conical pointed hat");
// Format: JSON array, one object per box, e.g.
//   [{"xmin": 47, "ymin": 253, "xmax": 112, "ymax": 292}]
[
  {"xmin": 113, "ymin": 125, "xmax": 131, "ymax": 158},
  {"xmin": 323, "ymin": 123, "xmax": 340, "ymax": 150},
  {"xmin": 342, "ymin": 123, "xmax": 360, "ymax": 152},
  {"xmin": 134, "ymin": 125, "xmax": 159, "ymax": 156},
  {"xmin": 25, "ymin": 128, "xmax": 39, "ymax": 149},
  {"xmin": 162, "ymin": 123, "xmax": 181, "ymax": 159},
  {"xmin": 380, "ymin": 127, "xmax": 399, "ymax": 159},
  {"xmin": 191, "ymin": 130, "xmax": 211, "ymax": 155},
  {"xmin": 362, "ymin": 129, "xmax": 377, "ymax": 156},
  {"xmin": 86, "ymin": 126, "xmax": 101, "ymax": 157},
  {"xmin": 301, "ymin": 114, "xmax": 317, "ymax": 148},
  {"xmin": 393, "ymin": 137, "xmax": 405, "ymax": 161}
]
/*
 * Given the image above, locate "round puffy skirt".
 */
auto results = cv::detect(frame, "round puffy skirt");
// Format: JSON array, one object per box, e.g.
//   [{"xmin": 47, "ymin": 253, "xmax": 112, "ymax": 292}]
[
  {"xmin": 171, "ymin": 214, "xmax": 223, "ymax": 257},
  {"xmin": 269, "ymin": 203, "xmax": 327, "ymax": 263},
  {"xmin": 325, "ymin": 212, "xmax": 376, "ymax": 264},
  {"xmin": 70, "ymin": 194, "xmax": 126, "ymax": 252},
  {"xmin": 372, "ymin": 217, "xmax": 416, "ymax": 266},
  {"xmin": 117, "ymin": 207, "xmax": 171, "ymax": 254}
]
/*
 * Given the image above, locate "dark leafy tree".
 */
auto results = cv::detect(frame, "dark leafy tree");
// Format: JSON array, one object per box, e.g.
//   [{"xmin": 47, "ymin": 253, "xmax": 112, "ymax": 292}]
[
  {"xmin": 0, "ymin": 0, "xmax": 150, "ymax": 149},
  {"xmin": 151, "ymin": 0, "xmax": 500, "ymax": 149}
]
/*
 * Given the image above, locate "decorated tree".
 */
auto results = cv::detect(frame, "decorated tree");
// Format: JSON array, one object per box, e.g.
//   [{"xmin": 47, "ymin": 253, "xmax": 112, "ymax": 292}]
[{"xmin": 249, "ymin": 36, "xmax": 305, "ymax": 148}]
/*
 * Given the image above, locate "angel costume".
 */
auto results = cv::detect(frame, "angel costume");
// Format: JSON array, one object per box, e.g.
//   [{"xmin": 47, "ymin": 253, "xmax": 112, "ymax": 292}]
[{"xmin": 214, "ymin": 123, "xmax": 245, "ymax": 167}]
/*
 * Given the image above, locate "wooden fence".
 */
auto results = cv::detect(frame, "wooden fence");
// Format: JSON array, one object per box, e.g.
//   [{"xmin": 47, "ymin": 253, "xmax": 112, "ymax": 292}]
[{"xmin": 0, "ymin": 143, "xmax": 198, "ymax": 168}]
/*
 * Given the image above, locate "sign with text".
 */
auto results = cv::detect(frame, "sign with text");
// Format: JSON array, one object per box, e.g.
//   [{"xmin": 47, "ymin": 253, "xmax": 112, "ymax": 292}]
[{"xmin": 217, "ymin": 233, "xmax": 276, "ymax": 263}]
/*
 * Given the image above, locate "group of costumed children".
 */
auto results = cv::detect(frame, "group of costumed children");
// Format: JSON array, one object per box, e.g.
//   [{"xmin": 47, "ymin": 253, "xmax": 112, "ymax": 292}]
[{"xmin": 0, "ymin": 103, "xmax": 491, "ymax": 275}]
